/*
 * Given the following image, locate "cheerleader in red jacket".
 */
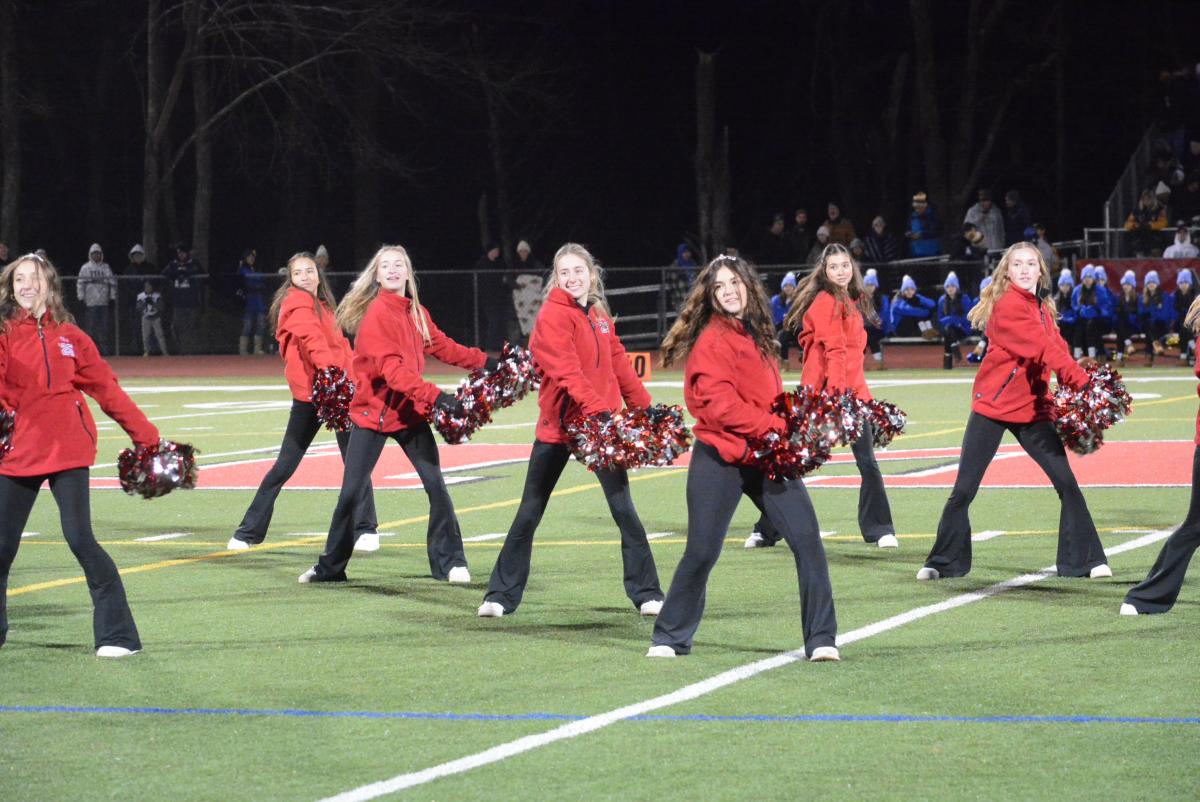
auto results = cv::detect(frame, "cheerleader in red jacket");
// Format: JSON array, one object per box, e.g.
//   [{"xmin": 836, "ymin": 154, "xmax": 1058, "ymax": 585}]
[
  {"xmin": 228, "ymin": 252, "xmax": 378, "ymax": 551},
  {"xmin": 647, "ymin": 255, "xmax": 838, "ymax": 660},
  {"xmin": 477, "ymin": 243, "xmax": 663, "ymax": 617},
  {"xmin": 746, "ymin": 243, "xmax": 897, "ymax": 550},
  {"xmin": 301, "ymin": 245, "xmax": 496, "ymax": 584},
  {"xmin": 1121, "ymin": 294, "xmax": 1200, "ymax": 615},
  {"xmin": 918, "ymin": 243, "xmax": 1110, "ymax": 580},
  {"xmin": 0, "ymin": 254, "xmax": 159, "ymax": 657}
]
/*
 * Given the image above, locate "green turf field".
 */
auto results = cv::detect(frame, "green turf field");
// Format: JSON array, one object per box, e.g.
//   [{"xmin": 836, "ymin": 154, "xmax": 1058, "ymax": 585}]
[{"xmin": 2, "ymin": 368, "xmax": 1198, "ymax": 801}]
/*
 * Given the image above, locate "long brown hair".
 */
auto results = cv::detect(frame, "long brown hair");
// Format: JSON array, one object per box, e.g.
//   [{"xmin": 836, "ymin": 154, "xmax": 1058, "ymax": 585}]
[
  {"xmin": 336, "ymin": 244, "xmax": 431, "ymax": 343},
  {"xmin": 543, "ymin": 242, "xmax": 613, "ymax": 320},
  {"xmin": 0, "ymin": 254, "xmax": 75, "ymax": 328},
  {"xmin": 268, "ymin": 251, "xmax": 338, "ymax": 333},
  {"xmin": 968, "ymin": 242, "xmax": 1057, "ymax": 330},
  {"xmin": 783, "ymin": 243, "xmax": 877, "ymax": 332},
  {"xmin": 660, "ymin": 255, "xmax": 778, "ymax": 367}
]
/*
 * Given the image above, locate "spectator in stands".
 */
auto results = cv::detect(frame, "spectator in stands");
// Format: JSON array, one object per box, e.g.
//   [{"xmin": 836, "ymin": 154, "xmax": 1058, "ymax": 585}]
[
  {"xmin": 1174, "ymin": 172, "xmax": 1200, "ymax": 224},
  {"xmin": 477, "ymin": 242, "xmax": 513, "ymax": 351},
  {"xmin": 849, "ymin": 238, "xmax": 866, "ymax": 263},
  {"xmin": 136, "ymin": 280, "xmax": 168, "ymax": 357},
  {"xmin": 77, "ymin": 243, "xmax": 116, "ymax": 355},
  {"xmin": 1113, "ymin": 270, "xmax": 1143, "ymax": 363},
  {"xmin": 1030, "ymin": 224, "xmax": 1057, "ymax": 268},
  {"xmin": 862, "ymin": 268, "xmax": 889, "ymax": 367},
  {"xmin": 956, "ymin": 223, "xmax": 988, "ymax": 260},
  {"xmin": 966, "ymin": 275, "xmax": 992, "ymax": 363},
  {"xmin": 122, "ymin": 245, "xmax": 155, "ymax": 356},
  {"xmin": 1125, "ymin": 188, "xmax": 1169, "ymax": 256},
  {"xmin": 1094, "ymin": 265, "xmax": 1117, "ymax": 334},
  {"xmin": 1164, "ymin": 223, "xmax": 1199, "ymax": 258},
  {"xmin": 161, "ymin": 243, "xmax": 206, "ymax": 355},
  {"xmin": 786, "ymin": 208, "xmax": 811, "ymax": 263},
  {"xmin": 863, "ymin": 216, "xmax": 900, "ymax": 263},
  {"xmin": 756, "ymin": 212, "xmax": 790, "ymax": 265},
  {"xmin": 125, "ymin": 244, "xmax": 153, "ymax": 274},
  {"xmin": 823, "ymin": 202, "xmax": 857, "ymax": 247},
  {"xmin": 906, "ymin": 192, "xmax": 942, "ymax": 257},
  {"xmin": 806, "ymin": 225, "xmax": 831, "ymax": 265},
  {"xmin": 1141, "ymin": 270, "xmax": 1175, "ymax": 362},
  {"xmin": 1054, "ymin": 269, "xmax": 1077, "ymax": 347},
  {"xmin": 673, "ymin": 242, "xmax": 697, "ymax": 283},
  {"xmin": 314, "ymin": 244, "xmax": 330, "ymax": 271},
  {"xmin": 964, "ymin": 189, "xmax": 1005, "ymax": 252},
  {"xmin": 937, "ymin": 271, "xmax": 974, "ymax": 363},
  {"xmin": 770, "ymin": 271, "xmax": 798, "ymax": 367},
  {"xmin": 1003, "ymin": 190, "xmax": 1033, "ymax": 246},
  {"xmin": 513, "ymin": 239, "xmax": 546, "ymax": 340},
  {"xmin": 1071, "ymin": 265, "xmax": 1109, "ymax": 359},
  {"xmin": 1175, "ymin": 268, "xmax": 1197, "ymax": 365},
  {"xmin": 237, "ymin": 248, "xmax": 266, "ymax": 355},
  {"xmin": 890, "ymin": 274, "xmax": 937, "ymax": 338}
]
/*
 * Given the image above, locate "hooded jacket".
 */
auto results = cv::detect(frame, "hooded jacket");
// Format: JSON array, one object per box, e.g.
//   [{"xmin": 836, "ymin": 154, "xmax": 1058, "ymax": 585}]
[
  {"xmin": 0, "ymin": 312, "xmax": 158, "ymax": 477},
  {"xmin": 798, "ymin": 291, "xmax": 872, "ymax": 400},
  {"xmin": 276, "ymin": 287, "xmax": 355, "ymax": 403}
]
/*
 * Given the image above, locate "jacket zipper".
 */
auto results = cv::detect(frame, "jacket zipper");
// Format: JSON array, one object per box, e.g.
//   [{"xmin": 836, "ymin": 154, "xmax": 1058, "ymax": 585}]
[
  {"xmin": 582, "ymin": 306, "xmax": 601, "ymax": 368},
  {"xmin": 992, "ymin": 366, "xmax": 1019, "ymax": 402},
  {"xmin": 76, "ymin": 401, "xmax": 95, "ymax": 445},
  {"xmin": 37, "ymin": 320, "xmax": 52, "ymax": 389},
  {"xmin": 379, "ymin": 389, "xmax": 393, "ymax": 430}
]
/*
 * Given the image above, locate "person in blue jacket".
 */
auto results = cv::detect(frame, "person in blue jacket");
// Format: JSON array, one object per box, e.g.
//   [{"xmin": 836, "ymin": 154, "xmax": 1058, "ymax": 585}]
[
  {"xmin": 770, "ymin": 271, "xmax": 798, "ymax": 367},
  {"xmin": 1053, "ymin": 269, "xmax": 1077, "ymax": 347},
  {"xmin": 891, "ymin": 274, "xmax": 937, "ymax": 337},
  {"xmin": 1113, "ymin": 270, "xmax": 1143, "ymax": 363},
  {"xmin": 237, "ymin": 248, "xmax": 267, "ymax": 355},
  {"xmin": 967, "ymin": 275, "xmax": 992, "ymax": 363},
  {"xmin": 1141, "ymin": 269, "xmax": 1175, "ymax": 363},
  {"xmin": 863, "ymin": 268, "xmax": 890, "ymax": 366},
  {"xmin": 1071, "ymin": 264, "xmax": 1109, "ymax": 359},
  {"xmin": 1175, "ymin": 268, "xmax": 1197, "ymax": 365},
  {"xmin": 905, "ymin": 192, "xmax": 942, "ymax": 258},
  {"xmin": 1094, "ymin": 265, "xmax": 1117, "ymax": 333},
  {"xmin": 937, "ymin": 270, "xmax": 974, "ymax": 363}
]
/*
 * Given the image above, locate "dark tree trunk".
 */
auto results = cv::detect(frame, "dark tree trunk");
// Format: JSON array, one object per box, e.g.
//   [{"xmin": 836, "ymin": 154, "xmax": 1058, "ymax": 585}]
[
  {"xmin": 0, "ymin": 0, "xmax": 19, "ymax": 247},
  {"xmin": 695, "ymin": 51, "xmax": 716, "ymax": 262},
  {"xmin": 191, "ymin": 0, "xmax": 212, "ymax": 270},
  {"xmin": 352, "ymin": 52, "xmax": 380, "ymax": 267}
]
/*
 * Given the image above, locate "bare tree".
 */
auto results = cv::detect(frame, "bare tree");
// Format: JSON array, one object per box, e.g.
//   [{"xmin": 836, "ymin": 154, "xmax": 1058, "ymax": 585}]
[
  {"xmin": 0, "ymin": 0, "xmax": 21, "ymax": 246},
  {"xmin": 695, "ymin": 51, "xmax": 731, "ymax": 261}
]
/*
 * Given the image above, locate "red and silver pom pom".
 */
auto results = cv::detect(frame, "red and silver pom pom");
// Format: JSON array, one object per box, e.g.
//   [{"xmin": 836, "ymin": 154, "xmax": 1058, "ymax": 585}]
[
  {"xmin": 746, "ymin": 386, "xmax": 866, "ymax": 481},
  {"xmin": 430, "ymin": 342, "xmax": 542, "ymax": 444},
  {"xmin": 0, "ymin": 408, "xmax": 13, "ymax": 462},
  {"xmin": 117, "ymin": 440, "xmax": 199, "ymax": 499},
  {"xmin": 566, "ymin": 404, "xmax": 693, "ymax": 472},
  {"xmin": 312, "ymin": 366, "xmax": 355, "ymax": 432},
  {"xmin": 863, "ymin": 399, "xmax": 907, "ymax": 449},
  {"xmin": 1053, "ymin": 364, "xmax": 1133, "ymax": 455}
]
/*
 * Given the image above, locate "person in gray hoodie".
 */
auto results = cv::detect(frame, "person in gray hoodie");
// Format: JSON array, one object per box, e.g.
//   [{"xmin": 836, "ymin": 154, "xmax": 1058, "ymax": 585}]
[{"xmin": 77, "ymin": 243, "xmax": 116, "ymax": 354}]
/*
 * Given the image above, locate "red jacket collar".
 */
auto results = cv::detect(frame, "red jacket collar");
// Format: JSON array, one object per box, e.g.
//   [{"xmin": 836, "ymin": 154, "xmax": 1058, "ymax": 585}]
[
  {"xmin": 547, "ymin": 286, "xmax": 587, "ymax": 310},
  {"xmin": 377, "ymin": 289, "xmax": 412, "ymax": 312}
]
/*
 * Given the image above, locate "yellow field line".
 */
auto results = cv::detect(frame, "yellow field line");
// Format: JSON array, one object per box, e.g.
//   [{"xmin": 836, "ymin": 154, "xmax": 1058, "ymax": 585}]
[{"xmin": 1131, "ymin": 394, "xmax": 1195, "ymax": 409}]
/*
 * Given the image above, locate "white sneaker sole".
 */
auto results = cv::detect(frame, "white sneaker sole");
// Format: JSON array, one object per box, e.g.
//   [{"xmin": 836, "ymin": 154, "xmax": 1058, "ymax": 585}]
[
  {"xmin": 639, "ymin": 599, "xmax": 663, "ymax": 616},
  {"xmin": 96, "ymin": 646, "xmax": 140, "ymax": 658},
  {"xmin": 876, "ymin": 534, "xmax": 899, "ymax": 549},
  {"xmin": 1119, "ymin": 603, "xmax": 1140, "ymax": 616},
  {"xmin": 808, "ymin": 646, "xmax": 840, "ymax": 662},
  {"xmin": 646, "ymin": 645, "xmax": 676, "ymax": 658},
  {"xmin": 1088, "ymin": 564, "xmax": 1113, "ymax": 579},
  {"xmin": 477, "ymin": 601, "xmax": 505, "ymax": 617},
  {"xmin": 354, "ymin": 533, "xmax": 380, "ymax": 553},
  {"xmin": 447, "ymin": 567, "xmax": 471, "ymax": 584},
  {"xmin": 226, "ymin": 537, "xmax": 250, "ymax": 551},
  {"xmin": 916, "ymin": 567, "xmax": 940, "ymax": 581}
]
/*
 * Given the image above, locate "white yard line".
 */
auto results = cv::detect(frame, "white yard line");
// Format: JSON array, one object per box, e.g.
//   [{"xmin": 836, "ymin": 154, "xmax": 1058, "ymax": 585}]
[
  {"xmin": 647, "ymin": 532, "xmax": 675, "ymax": 540},
  {"xmin": 463, "ymin": 533, "xmax": 508, "ymax": 543},
  {"xmin": 319, "ymin": 529, "xmax": 1172, "ymax": 802},
  {"xmin": 971, "ymin": 530, "xmax": 1006, "ymax": 542},
  {"xmin": 20, "ymin": 532, "xmax": 38, "ymax": 538},
  {"xmin": 134, "ymin": 532, "xmax": 192, "ymax": 542}
]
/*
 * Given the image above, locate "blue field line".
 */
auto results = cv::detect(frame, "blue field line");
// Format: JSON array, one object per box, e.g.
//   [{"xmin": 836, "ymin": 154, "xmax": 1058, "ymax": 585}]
[{"xmin": 1, "ymin": 704, "xmax": 1197, "ymax": 726}]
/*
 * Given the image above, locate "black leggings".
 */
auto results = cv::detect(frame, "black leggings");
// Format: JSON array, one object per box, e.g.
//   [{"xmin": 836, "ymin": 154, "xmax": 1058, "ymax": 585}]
[
  {"xmin": 312, "ymin": 422, "xmax": 465, "ymax": 580},
  {"xmin": 233, "ymin": 400, "xmax": 377, "ymax": 544},
  {"xmin": 483, "ymin": 440, "xmax": 662, "ymax": 613},
  {"xmin": 865, "ymin": 326, "xmax": 884, "ymax": 356},
  {"xmin": 1125, "ymin": 445, "xmax": 1200, "ymax": 613},
  {"xmin": 754, "ymin": 424, "xmax": 894, "ymax": 543},
  {"xmin": 0, "ymin": 469, "xmax": 140, "ymax": 650},
  {"xmin": 651, "ymin": 440, "xmax": 836, "ymax": 656},
  {"xmin": 922, "ymin": 412, "xmax": 1107, "ymax": 577},
  {"xmin": 1072, "ymin": 318, "xmax": 1107, "ymax": 355},
  {"xmin": 1142, "ymin": 317, "xmax": 1169, "ymax": 351}
]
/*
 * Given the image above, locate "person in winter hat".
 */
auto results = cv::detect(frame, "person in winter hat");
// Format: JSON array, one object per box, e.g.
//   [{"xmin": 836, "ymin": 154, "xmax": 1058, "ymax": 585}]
[
  {"xmin": 77, "ymin": 243, "xmax": 116, "ymax": 355},
  {"xmin": 1174, "ymin": 268, "xmax": 1197, "ymax": 364},
  {"xmin": 890, "ymin": 274, "xmax": 937, "ymax": 338},
  {"xmin": 1113, "ymin": 269, "xmax": 1142, "ymax": 362},
  {"xmin": 1164, "ymin": 224, "xmax": 1200, "ymax": 259},
  {"xmin": 770, "ymin": 271, "xmax": 799, "ymax": 367},
  {"xmin": 862, "ymin": 267, "xmax": 890, "ymax": 365},
  {"xmin": 937, "ymin": 270, "xmax": 975, "ymax": 363},
  {"xmin": 1054, "ymin": 269, "xmax": 1077, "ymax": 346},
  {"xmin": 1071, "ymin": 264, "xmax": 1110, "ymax": 359},
  {"xmin": 1141, "ymin": 269, "xmax": 1174, "ymax": 361},
  {"xmin": 967, "ymin": 275, "xmax": 993, "ymax": 363}
]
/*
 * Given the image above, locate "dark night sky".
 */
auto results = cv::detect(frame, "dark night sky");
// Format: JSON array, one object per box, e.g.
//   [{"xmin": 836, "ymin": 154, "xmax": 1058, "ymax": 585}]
[{"xmin": 6, "ymin": 0, "xmax": 1200, "ymax": 275}]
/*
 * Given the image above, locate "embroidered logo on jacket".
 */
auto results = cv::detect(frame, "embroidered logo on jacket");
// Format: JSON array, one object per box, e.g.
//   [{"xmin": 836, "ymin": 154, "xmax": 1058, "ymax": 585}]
[
  {"xmin": 595, "ymin": 319, "xmax": 610, "ymax": 335},
  {"xmin": 58, "ymin": 337, "xmax": 76, "ymax": 358}
]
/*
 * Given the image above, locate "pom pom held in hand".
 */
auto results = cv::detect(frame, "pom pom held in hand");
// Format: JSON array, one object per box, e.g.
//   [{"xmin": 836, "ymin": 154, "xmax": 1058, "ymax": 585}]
[
  {"xmin": 118, "ymin": 440, "xmax": 199, "ymax": 499},
  {"xmin": 430, "ymin": 342, "xmax": 541, "ymax": 444},
  {"xmin": 566, "ymin": 404, "xmax": 692, "ymax": 472},
  {"xmin": 746, "ymin": 386, "xmax": 869, "ymax": 481},
  {"xmin": 312, "ymin": 366, "xmax": 355, "ymax": 432},
  {"xmin": 863, "ymin": 399, "xmax": 907, "ymax": 449},
  {"xmin": 1053, "ymin": 364, "xmax": 1132, "ymax": 455},
  {"xmin": 0, "ymin": 408, "xmax": 13, "ymax": 462}
]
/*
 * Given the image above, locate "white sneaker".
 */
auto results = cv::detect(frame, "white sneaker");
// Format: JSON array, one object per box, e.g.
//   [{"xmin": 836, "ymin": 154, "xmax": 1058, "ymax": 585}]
[
  {"xmin": 447, "ymin": 566, "xmax": 471, "ymax": 584},
  {"xmin": 1119, "ymin": 603, "xmax": 1140, "ymax": 616},
  {"xmin": 645, "ymin": 645, "xmax": 676, "ymax": 658},
  {"xmin": 477, "ymin": 601, "xmax": 505, "ymax": 617},
  {"xmin": 876, "ymin": 534, "xmax": 899, "ymax": 549},
  {"xmin": 353, "ymin": 532, "xmax": 380, "ymax": 553},
  {"xmin": 1089, "ymin": 564, "xmax": 1113, "ymax": 579},
  {"xmin": 744, "ymin": 532, "xmax": 766, "ymax": 548},
  {"xmin": 298, "ymin": 568, "xmax": 317, "ymax": 584},
  {"xmin": 916, "ymin": 567, "xmax": 940, "ymax": 581},
  {"xmin": 96, "ymin": 645, "xmax": 139, "ymax": 658},
  {"xmin": 639, "ymin": 599, "xmax": 663, "ymax": 616},
  {"xmin": 809, "ymin": 646, "xmax": 840, "ymax": 662},
  {"xmin": 226, "ymin": 537, "xmax": 250, "ymax": 551}
]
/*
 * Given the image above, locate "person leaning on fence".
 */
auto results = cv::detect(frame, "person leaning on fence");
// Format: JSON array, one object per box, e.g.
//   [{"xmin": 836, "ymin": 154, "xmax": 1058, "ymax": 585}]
[
  {"xmin": 937, "ymin": 271, "xmax": 975, "ymax": 363},
  {"xmin": 1053, "ymin": 269, "xmax": 1077, "ymax": 349},
  {"xmin": 136, "ymin": 280, "xmax": 169, "ymax": 357},
  {"xmin": 890, "ymin": 274, "xmax": 938, "ymax": 339},
  {"xmin": 1124, "ymin": 188, "xmax": 1169, "ymax": 256},
  {"xmin": 1112, "ymin": 270, "xmax": 1143, "ymax": 363},
  {"xmin": 1141, "ymin": 270, "xmax": 1175, "ymax": 362},
  {"xmin": 1071, "ymin": 265, "xmax": 1110, "ymax": 359},
  {"xmin": 77, "ymin": 243, "xmax": 116, "ymax": 355},
  {"xmin": 770, "ymin": 271, "xmax": 798, "ymax": 368},
  {"xmin": 1174, "ymin": 269, "xmax": 1197, "ymax": 365},
  {"xmin": 237, "ymin": 249, "xmax": 267, "ymax": 356},
  {"xmin": 161, "ymin": 244, "xmax": 205, "ymax": 355}
]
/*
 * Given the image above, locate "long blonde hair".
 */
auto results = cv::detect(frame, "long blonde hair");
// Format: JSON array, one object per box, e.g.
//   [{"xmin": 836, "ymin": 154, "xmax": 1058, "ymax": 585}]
[
  {"xmin": 0, "ymin": 253, "xmax": 75, "ymax": 328},
  {"xmin": 543, "ymin": 243, "xmax": 612, "ymax": 320},
  {"xmin": 1184, "ymin": 294, "xmax": 1200, "ymax": 332},
  {"xmin": 268, "ymin": 251, "xmax": 338, "ymax": 334},
  {"xmin": 967, "ymin": 242, "xmax": 1057, "ymax": 330},
  {"xmin": 336, "ymin": 244, "xmax": 431, "ymax": 343}
]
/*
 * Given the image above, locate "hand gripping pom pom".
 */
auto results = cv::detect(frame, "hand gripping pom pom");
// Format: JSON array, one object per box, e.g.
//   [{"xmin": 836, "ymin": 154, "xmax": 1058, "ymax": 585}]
[
  {"xmin": 745, "ymin": 386, "xmax": 868, "ymax": 482},
  {"xmin": 1053, "ymin": 364, "xmax": 1133, "ymax": 455},
  {"xmin": 117, "ymin": 440, "xmax": 199, "ymax": 499},
  {"xmin": 430, "ymin": 342, "xmax": 541, "ymax": 444},
  {"xmin": 312, "ymin": 366, "xmax": 355, "ymax": 432},
  {"xmin": 863, "ymin": 398, "xmax": 907, "ymax": 449},
  {"xmin": 0, "ymin": 408, "xmax": 13, "ymax": 462},
  {"xmin": 565, "ymin": 404, "xmax": 693, "ymax": 472}
]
